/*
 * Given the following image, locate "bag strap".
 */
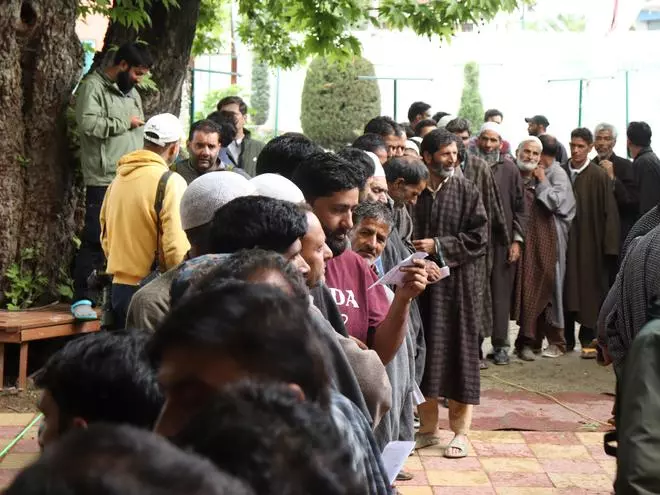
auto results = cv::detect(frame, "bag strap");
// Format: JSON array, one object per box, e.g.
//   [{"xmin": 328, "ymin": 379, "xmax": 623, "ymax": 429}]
[{"xmin": 150, "ymin": 170, "xmax": 173, "ymax": 273}]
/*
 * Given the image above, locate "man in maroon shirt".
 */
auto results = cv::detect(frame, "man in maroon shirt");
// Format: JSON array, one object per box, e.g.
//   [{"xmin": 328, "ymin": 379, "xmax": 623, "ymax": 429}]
[{"xmin": 293, "ymin": 152, "xmax": 427, "ymax": 365}]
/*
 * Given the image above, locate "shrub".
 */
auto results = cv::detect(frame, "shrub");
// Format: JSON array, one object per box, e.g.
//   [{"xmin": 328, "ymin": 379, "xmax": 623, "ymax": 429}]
[
  {"xmin": 301, "ymin": 56, "xmax": 381, "ymax": 150},
  {"xmin": 457, "ymin": 61, "xmax": 484, "ymax": 129}
]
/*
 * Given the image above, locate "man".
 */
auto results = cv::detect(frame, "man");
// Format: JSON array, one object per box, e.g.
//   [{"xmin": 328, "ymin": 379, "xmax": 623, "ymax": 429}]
[
  {"xmin": 100, "ymin": 113, "xmax": 189, "ymax": 329},
  {"xmin": 408, "ymin": 101, "xmax": 432, "ymax": 128},
  {"xmin": 627, "ymin": 121, "xmax": 660, "ymax": 215},
  {"xmin": 483, "ymin": 109, "xmax": 511, "ymax": 155},
  {"xmin": 337, "ymin": 147, "xmax": 388, "ymax": 204},
  {"xmin": 414, "ymin": 119, "xmax": 437, "ymax": 139},
  {"xmin": 35, "ymin": 332, "xmax": 163, "ymax": 450},
  {"xmin": 432, "ymin": 111, "xmax": 450, "ymax": 124},
  {"xmin": 292, "ymin": 152, "xmax": 427, "ymax": 365},
  {"xmin": 353, "ymin": 133, "xmax": 389, "ymax": 165},
  {"xmin": 350, "ymin": 202, "xmax": 416, "ymax": 454},
  {"xmin": 151, "ymin": 276, "xmax": 391, "ymax": 494},
  {"xmin": 126, "ymin": 172, "xmax": 255, "ymax": 331},
  {"xmin": 512, "ymin": 136, "xmax": 575, "ymax": 360},
  {"xmin": 364, "ymin": 116, "xmax": 407, "ymax": 158},
  {"xmin": 476, "ymin": 122, "xmax": 527, "ymax": 366},
  {"xmin": 72, "ymin": 42, "xmax": 153, "ymax": 321},
  {"xmin": 526, "ymin": 114, "xmax": 569, "ymax": 163},
  {"xmin": 255, "ymin": 132, "xmax": 322, "ymax": 178},
  {"xmin": 562, "ymin": 127, "xmax": 620, "ymax": 354},
  {"xmin": 446, "ymin": 118, "xmax": 471, "ymax": 148},
  {"xmin": 217, "ymin": 96, "xmax": 265, "ymax": 176},
  {"xmin": 592, "ymin": 123, "xmax": 638, "ymax": 247},
  {"xmin": 412, "ymin": 129, "xmax": 488, "ymax": 458},
  {"xmin": 8, "ymin": 424, "xmax": 253, "ymax": 495}
]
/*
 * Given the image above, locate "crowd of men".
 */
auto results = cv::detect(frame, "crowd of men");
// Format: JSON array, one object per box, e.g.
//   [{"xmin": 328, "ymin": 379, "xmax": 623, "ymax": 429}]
[{"xmin": 13, "ymin": 42, "xmax": 660, "ymax": 493}]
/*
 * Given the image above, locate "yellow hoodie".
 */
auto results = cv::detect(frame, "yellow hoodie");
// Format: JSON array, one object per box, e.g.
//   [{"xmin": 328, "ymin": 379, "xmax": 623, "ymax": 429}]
[{"xmin": 100, "ymin": 149, "xmax": 190, "ymax": 285}]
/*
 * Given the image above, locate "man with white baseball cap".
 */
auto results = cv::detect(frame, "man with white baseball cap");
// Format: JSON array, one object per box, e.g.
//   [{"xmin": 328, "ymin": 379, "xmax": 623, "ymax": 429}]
[{"xmin": 100, "ymin": 113, "xmax": 189, "ymax": 329}]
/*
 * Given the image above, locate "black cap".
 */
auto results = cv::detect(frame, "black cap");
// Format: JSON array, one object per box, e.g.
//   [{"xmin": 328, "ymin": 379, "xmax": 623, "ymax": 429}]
[{"xmin": 525, "ymin": 115, "xmax": 550, "ymax": 127}]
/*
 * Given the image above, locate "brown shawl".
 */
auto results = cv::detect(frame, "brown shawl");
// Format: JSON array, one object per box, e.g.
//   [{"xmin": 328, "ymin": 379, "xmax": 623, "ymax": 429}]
[{"xmin": 512, "ymin": 178, "xmax": 557, "ymax": 332}]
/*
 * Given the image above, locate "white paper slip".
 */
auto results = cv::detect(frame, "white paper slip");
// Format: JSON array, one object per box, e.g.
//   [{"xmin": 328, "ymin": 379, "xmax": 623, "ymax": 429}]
[
  {"xmin": 381, "ymin": 441, "xmax": 416, "ymax": 485},
  {"xmin": 368, "ymin": 252, "xmax": 428, "ymax": 289},
  {"xmin": 412, "ymin": 382, "xmax": 425, "ymax": 406}
]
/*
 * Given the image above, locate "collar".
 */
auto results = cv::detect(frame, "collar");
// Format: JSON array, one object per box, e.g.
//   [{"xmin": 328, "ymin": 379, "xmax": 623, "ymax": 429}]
[{"xmin": 569, "ymin": 160, "xmax": 590, "ymax": 175}]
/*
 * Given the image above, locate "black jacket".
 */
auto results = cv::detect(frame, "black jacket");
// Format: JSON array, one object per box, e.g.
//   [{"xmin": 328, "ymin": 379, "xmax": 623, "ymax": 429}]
[
  {"xmin": 594, "ymin": 153, "xmax": 639, "ymax": 242},
  {"xmin": 633, "ymin": 147, "xmax": 660, "ymax": 216}
]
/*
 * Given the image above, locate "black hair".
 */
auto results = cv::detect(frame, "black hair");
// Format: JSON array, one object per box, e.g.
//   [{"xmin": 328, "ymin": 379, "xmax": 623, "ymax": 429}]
[
  {"xmin": 352, "ymin": 201, "xmax": 394, "ymax": 230},
  {"xmin": 6, "ymin": 424, "xmax": 254, "ymax": 495},
  {"xmin": 413, "ymin": 119, "xmax": 437, "ymax": 136},
  {"xmin": 352, "ymin": 133, "xmax": 387, "ymax": 154},
  {"xmin": 408, "ymin": 101, "xmax": 432, "ymax": 123},
  {"xmin": 34, "ymin": 332, "xmax": 163, "ymax": 432},
  {"xmin": 185, "ymin": 223, "xmax": 213, "ymax": 253},
  {"xmin": 113, "ymin": 42, "xmax": 154, "ymax": 68},
  {"xmin": 445, "ymin": 117, "xmax": 471, "ymax": 135},
  {"xmin": 183, "ymin": 249, "xmax": 309, "ymax": 307},
  {"xmin": 484, "ymin": 108, "xmax": 503, "ymax": 122},
  {"xmin": 175, "ymin": 381, "xmax": 364, "ymax": 495},
  {"xmin": 432, "ymin": 111, "xmax": 450, "ymax": 123},
  {"xmin": 627, "ymin": 121, "xmax": 652, "ymax": 147},
  {"xmin": 150, "ymin": 281, "xmax": 330, "ymax": 408},
  {"xmin": 217, "ymin": 95, "xmax": 248, "ymax": 115},
  {"xmin": 210, "ymin": 196, "xmax": 308, "ymax": 255},
  {"xmin": 420, "ymin": 128, "xmax": 456, "ymax": 156},
  {"xmin": 292, "ymin": 151, "xmax": 366, "ymax": 203},
  {"xmin": 453, "ymin": 133, "xmax": 467, "ymax": 163},
  {"xmin": 401, "ymin": 123, "xmax": 415, "ymax": 138},
  {"xmin": 384, "ymin": 156, "xmax": 429, "ymax": 185},
  {"xmin": 363, "ymin": 116, "xmax": 404, "ymax": 137},
  {"xmin": 188, "ymin": 119, "xmax": 222, "ymax": 143},
  {"xmin": 570, "ymin": 127, "xmax": 594, "ymax": 145},
  {"xmin": 256, "ymin": 133, "xmax": 324, "ymax": 179},
  {"xmin": 206, "ymin": 111, "xmax": 238, "ymax": 147},
  {"xmin": 337, "ymin": 147, "xmax": 375, "ymax": 178},
  {"xmin": 538, "ymin": 134, "xmax": 559, "ymax": 158}
]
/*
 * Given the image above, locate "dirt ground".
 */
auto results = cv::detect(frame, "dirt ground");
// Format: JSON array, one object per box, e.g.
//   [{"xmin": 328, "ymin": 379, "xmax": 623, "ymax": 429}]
[{"xmin": 0, "ymin": 323, "xmax": 616, "ymax": 413}]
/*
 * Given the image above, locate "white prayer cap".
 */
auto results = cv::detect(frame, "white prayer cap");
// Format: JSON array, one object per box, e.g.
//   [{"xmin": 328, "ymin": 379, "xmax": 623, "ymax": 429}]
[
  {"xmin": 410, "ymin": 136, "xmax": 423, "ymax": 146},
  {"xmin": 517, "ymin": 136, "xmax": 543, "ymax": 151},
  {"xmin": 405, "ymin": 140, "xmax": 420, "ymax": 155},
  {"xmin": 180, "ymin": 172, "xmax": 256, "ymax": 230},
  {"xmin": 365, "ymin": 151, "xmax": 386, "ymax": 178},
  {"xmin": 479, "ymin": 121, "xmax": 503, "ymax": 137},
  {"xmin": 250, "ymin": 173, "xmax": 306, "ymax": 203},
  {"xmin": 437, "ymin": 115, "xmax": 455, "ymax": 128}
]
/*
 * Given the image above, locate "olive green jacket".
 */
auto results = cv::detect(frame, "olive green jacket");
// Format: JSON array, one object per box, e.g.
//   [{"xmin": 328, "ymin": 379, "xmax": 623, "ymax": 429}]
[{"xmin": 75, "ymin": 70, "xmax": 144, "ymax": 186}]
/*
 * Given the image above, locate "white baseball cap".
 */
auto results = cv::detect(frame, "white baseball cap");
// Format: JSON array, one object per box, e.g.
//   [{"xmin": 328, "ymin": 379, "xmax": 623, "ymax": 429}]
[{"xmin": 144, "ymin": 113, "xmax": 183, "ymax": 147}]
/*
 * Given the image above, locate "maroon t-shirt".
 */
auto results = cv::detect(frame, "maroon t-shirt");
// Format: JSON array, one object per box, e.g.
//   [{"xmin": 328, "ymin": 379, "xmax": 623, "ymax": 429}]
[{"xmin": 325, "ymin": 250, "xmax": 390, "ymax": 343}]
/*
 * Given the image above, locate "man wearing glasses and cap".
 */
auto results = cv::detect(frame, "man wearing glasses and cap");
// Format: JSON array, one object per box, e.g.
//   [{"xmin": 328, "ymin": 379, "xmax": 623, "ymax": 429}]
[{"xmin": 526, "ymin": 115, "xmax": 569, "ymax": 164}]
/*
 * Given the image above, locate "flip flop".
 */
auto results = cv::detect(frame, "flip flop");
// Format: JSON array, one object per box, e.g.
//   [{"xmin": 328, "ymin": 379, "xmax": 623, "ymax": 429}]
[
  {"xmin": 444, "ymin": 435, "xmax": 469, "ymax": 459},
  {"xmin": 71, "ymin": 300, "xmax": 97, "ymax": 321},
  {"xmin": 580, "ymin": 348, "xmax": 597, "ymax": 359},
  {"xmin": 414, "ymin": 432, "xmax": 440, "ymax": 450}
]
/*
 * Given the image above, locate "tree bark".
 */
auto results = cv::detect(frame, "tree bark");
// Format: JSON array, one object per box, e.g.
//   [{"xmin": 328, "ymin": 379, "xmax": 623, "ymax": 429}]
[
  {"xmin": 93, "ymin": 0, "xmax": 202, "ymax": 117},
  {"xmin": 0, "ymin": 1, "xmax": 83, "ymax": 303}
]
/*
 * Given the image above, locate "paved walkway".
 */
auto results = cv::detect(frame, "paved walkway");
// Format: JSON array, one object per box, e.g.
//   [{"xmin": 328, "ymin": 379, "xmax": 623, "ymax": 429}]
[{"xmin": 0, "ymin": 414, "xmax": 616, "ymax": 493}]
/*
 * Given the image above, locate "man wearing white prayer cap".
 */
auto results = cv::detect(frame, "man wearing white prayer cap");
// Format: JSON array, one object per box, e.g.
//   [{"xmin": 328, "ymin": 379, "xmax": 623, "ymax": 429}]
[
  {"xmin": 250, "ymin": 173, "xmax": 305, "ymax": 203},
  {"xmin": 364, "ymin": 151, "xmax": 389, "ymax": 204},
  {"xmin": 437, "ymin": 114, "xmax": 455, "ymax": 129}
]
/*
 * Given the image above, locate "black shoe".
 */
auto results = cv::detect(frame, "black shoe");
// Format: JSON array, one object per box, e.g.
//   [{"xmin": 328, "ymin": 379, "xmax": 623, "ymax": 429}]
[{"xmin": 493, "ymin": 348, "xmax": 510, "ymax": 365}]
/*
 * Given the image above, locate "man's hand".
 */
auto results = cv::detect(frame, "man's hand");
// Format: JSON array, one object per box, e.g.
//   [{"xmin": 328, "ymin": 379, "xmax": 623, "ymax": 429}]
[
  {"xmin": 424, "ymin": 259, "xmax": 443, "ymax": 283},
  {"xmin": 598, "ymin": 343, "xmax": 613, "ymax": 367},
  {"xmin": 532, "ymin": 166, "xmax": 546, "ymax": 182},
  {"xmin": 508, "ymin": 241, "xmax": 521, "ymax": 263},
  {"xmin": 130, "ymin": 116, "xmax": 145, "ymax": 129},
  {"xmin": 397, "ymin": 259, "xmax": 428, "ymax": 300},
  {"xmin": 413, "ymin": 238, "xmax": 436, "ymax": 255},
  {"xmin": 349, "ymin": 335, "xmax": 368, "ymax": 350},
  {"xmin": 601, "ymin": 159, "xmax": 615, "ymax": 180}
]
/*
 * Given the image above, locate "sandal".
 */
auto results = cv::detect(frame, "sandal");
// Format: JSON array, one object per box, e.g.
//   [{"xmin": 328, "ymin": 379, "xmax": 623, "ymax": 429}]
[
  {"xmin": 396, "ymin": 471, "xmax": 414, "ymax": 481},
  {"xmin": 414, "ymin": 432, "xmax": 440, "ymax": 450},
  {"xmin": 71, "ymin": 300, "xmax": 98, "ymax": 321},
  {"xmin": 580, "ymin": 348, "xmax": 597, "ymax": 359},
  {"xmin": 444, "ymin": 435, "xmax": 469, "ymax": 459}
]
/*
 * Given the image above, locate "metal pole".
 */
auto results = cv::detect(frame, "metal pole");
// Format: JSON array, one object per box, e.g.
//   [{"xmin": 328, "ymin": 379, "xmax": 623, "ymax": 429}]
[
  {"xmin": 190, "ymin": 66, "xmax": 195, "ymax": 123},
  {"xmin": 624, "ymin": 70, "xmax": 630, "ymax": 128},
  {"xmin": 578, "ymin": 79, "xmax": 584, "ymax": 127},
  {"xmin": 393, "ymin": 79, "xmax": 398, "ymax": 121},
  {"xmin": 274, "ymin": 68, "xmax": 280, "ymax": 136}
]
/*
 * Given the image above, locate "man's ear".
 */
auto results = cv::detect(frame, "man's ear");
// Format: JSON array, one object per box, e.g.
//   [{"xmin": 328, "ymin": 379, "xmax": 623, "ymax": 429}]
[
  {"xmin": 71, "ymin": 417, "xmax": 88, "ymax": 430},
  {"xmin": 287, "ymin": 383, "xmax": 306, "ymax": 402},
  {"xmin": 422, "ymin": 151, "xmax": 432, "ymax": 166}
]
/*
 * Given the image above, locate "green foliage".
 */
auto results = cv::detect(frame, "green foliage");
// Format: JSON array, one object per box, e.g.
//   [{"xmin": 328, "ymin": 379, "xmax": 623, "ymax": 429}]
[
  {"xmin": 250, "ymin": 59, "xmax": 270, "ymax": 125},
  {"xmin": 194, "ymin": 85, "xmax": 247, "ymax": 121},
  {"xmin": 4, "ymin": 247, "xmax": 49, "ymax": 311},
  {"xmin": 193, "ymin": 0, "xmax": 230, "ymax": 56},
  {"xmin": 301, "ymin": 56, "xmax": 381, "ymax": 150},
  {"xmin": 78, "ymin": 0, "xmax": 180, "ymax": 30},
  {"xmin": 457, "ymin": 61, "xmax": 484, "ymax": 130}
]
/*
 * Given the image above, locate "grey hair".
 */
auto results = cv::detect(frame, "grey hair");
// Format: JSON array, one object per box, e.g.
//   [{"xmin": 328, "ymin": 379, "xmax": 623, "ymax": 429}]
[
  {"xmin": 352, "ymin": 201, "xmax": 394, "ymax": 230},
  {"xmin": 594, "ymin": 123, "xmax": 618, "ymax": 140}
]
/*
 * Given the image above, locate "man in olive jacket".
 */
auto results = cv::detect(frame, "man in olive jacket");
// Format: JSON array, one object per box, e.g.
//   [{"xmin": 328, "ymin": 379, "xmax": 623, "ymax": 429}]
[
  {"xmin": 71, "ymin": 43, "xmax": 153, "ymax": 320},
  {"xmin": 217, "ymin": 96, "xmax": 265, "ymax": 177}
]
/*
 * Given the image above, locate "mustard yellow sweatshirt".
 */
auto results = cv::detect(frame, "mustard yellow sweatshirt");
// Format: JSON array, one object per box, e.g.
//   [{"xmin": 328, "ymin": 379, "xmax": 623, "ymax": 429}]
[{"xmin": 100, "ymin": 149, "xmax": 190, "ymax": 285}]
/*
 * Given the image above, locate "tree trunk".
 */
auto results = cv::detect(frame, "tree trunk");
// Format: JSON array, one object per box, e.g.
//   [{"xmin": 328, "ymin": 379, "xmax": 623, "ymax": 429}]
[
  {"xmin": 93, "ymin": 0, "xmax": 202, "ymax": 117},
  {"xmin": 0, "ymin": 1, "xmax": 83, "ymax": 303}
]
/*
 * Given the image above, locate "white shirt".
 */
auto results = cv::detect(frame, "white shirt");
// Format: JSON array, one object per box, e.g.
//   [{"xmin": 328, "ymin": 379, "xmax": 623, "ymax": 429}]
[
  {"xmin": 228, "ymin": 138, "xmax": 243, "ymax": 163},
  {"xmin": 569, "ymin": 160, "xmax": 589, "ymax": 183}
]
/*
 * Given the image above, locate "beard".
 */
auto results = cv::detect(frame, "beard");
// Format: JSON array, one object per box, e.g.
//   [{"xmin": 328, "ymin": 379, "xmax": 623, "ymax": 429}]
[
  {"xmin": 192, "ymin": 154, "xmax": 218, "ymax": 173},
  {"xmin": 116, "ymin": 69, "xmax": 135, "ymax": 94},
  {"xmin": 323, "ymin": 225, "xmax": 349, "ymax": 257},
  {"xmin": 516, "ymin": 158, "xmax": 538, "ymax": 171},
  {"xmin": 476, "ymin": 148, "xmax": 501, "ymax": 166}
]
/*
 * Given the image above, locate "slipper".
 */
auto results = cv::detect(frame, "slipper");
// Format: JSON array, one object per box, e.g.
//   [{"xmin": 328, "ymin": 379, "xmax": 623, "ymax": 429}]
[
  {"xmin": 71, "ymin": 300, "xmax": 97, "ymax": 321},
  {"xmin": 580, "ymin": 348, "xmax": 597, "ymax": 359},
  {"xmin": 414, "ymin": 432, "xmax": 440, "ymax": 450},
  {"xmin": 396, "ymin": 471, "xmax": 414, "ymax": 481},
  {"xmin": 444, "ymin": 435, "xmax": 469, "ymax": 459}
]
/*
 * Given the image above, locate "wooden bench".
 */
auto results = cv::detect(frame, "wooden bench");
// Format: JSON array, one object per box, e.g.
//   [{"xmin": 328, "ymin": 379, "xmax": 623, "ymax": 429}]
[{"xmin": 0, "ymin": 305, "xmax": 100, "ymax": 390}]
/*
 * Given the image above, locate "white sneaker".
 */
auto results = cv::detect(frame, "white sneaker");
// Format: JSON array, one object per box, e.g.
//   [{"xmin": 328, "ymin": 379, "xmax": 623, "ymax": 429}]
[{"xmin": 542, "ymin": 344, "xmax": 564, "ymax": 358}]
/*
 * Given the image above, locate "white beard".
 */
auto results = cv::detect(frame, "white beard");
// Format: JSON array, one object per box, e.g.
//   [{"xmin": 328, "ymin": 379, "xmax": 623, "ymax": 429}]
[{"xmin": 516, "ymin": 158, "xmax": 538, "ymax": 171}]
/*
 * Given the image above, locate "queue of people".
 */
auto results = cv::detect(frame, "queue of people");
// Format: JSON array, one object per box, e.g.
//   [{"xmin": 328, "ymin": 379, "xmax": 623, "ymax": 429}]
[{"xmin": 15, "ymin": 43, "xmax": 660, "ymax": 494}]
